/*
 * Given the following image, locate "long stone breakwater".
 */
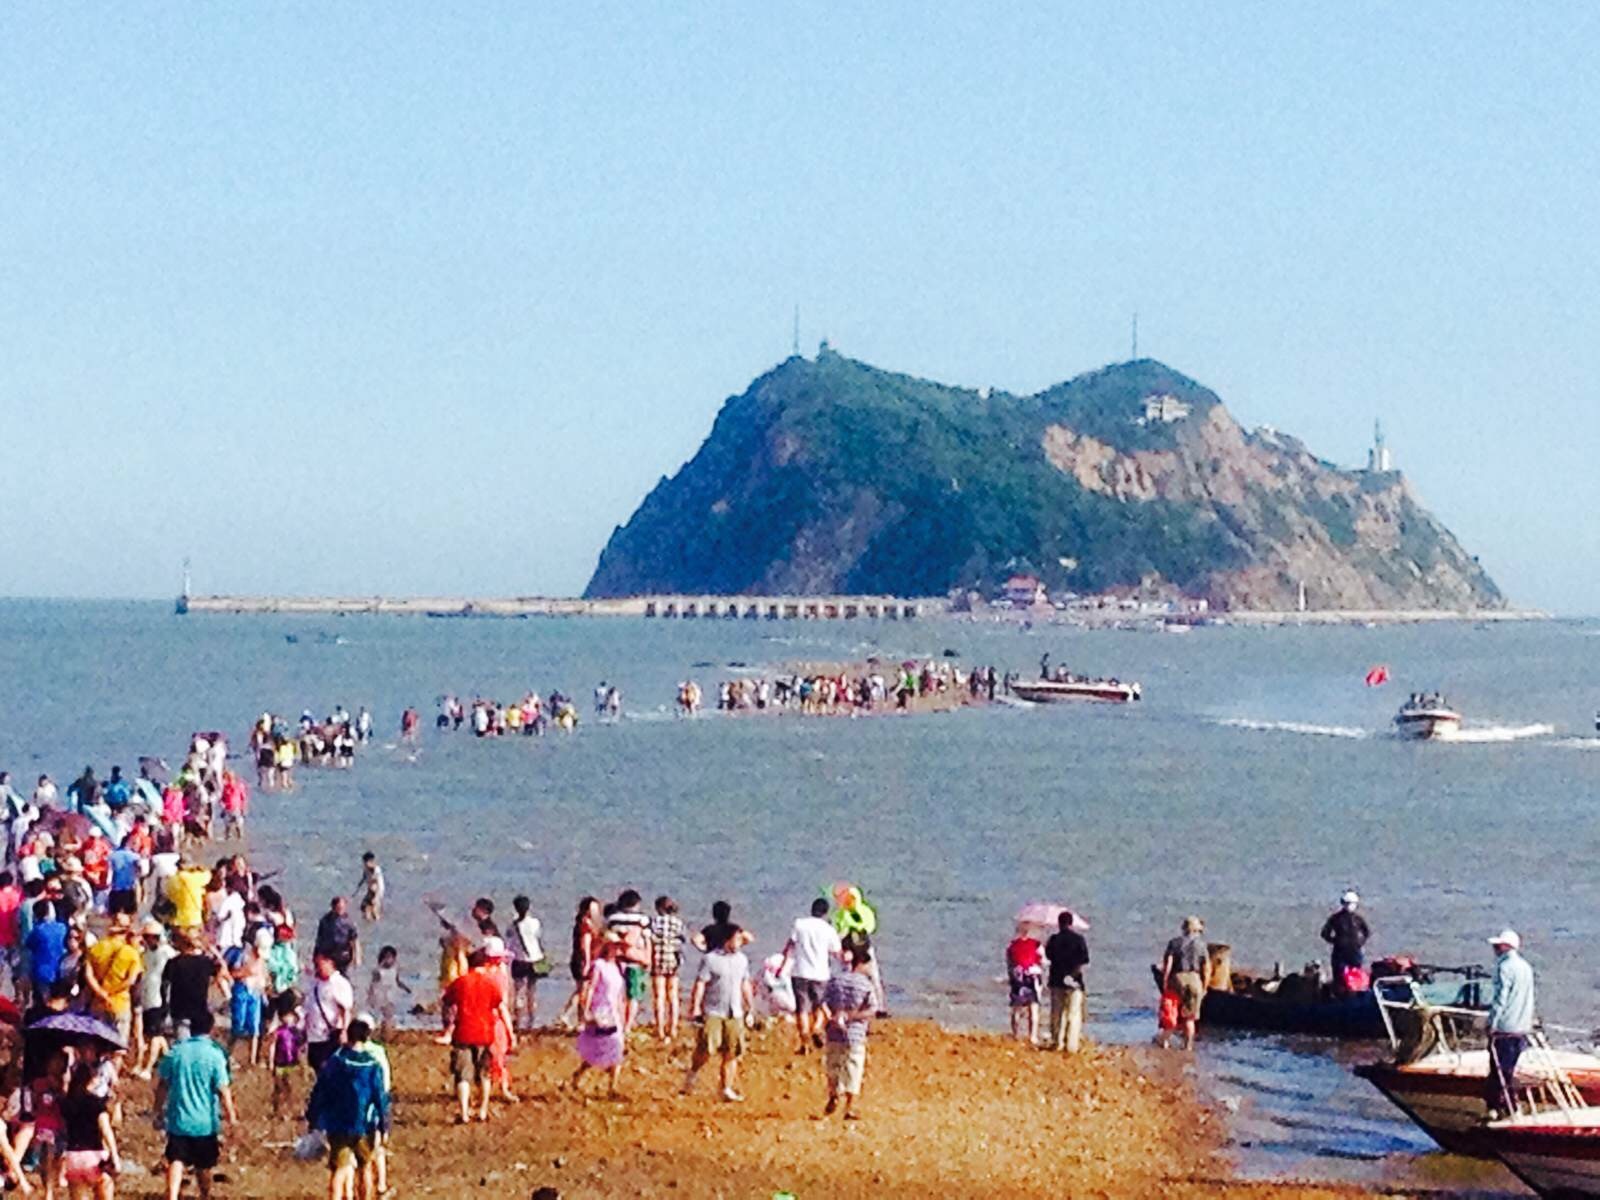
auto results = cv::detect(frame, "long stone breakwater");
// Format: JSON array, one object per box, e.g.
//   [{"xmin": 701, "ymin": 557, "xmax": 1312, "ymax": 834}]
[{"xmin": 175, "ymin": 594, "xmax": 933, "ymax": 620}]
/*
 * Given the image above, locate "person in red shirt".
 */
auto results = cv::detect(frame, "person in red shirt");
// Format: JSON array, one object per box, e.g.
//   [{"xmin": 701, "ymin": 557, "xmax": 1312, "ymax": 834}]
[
  {"xmin": 440, "ymin": 942, "xmax": 515, "ymax": 1124},
  {"xmin": 0, "ymin": 871, "xmax": 21, "ymax": 985},
  {"xmin": 80, "ymin": 834, "xmax": 112, "ymax": 895},
  {"xmin": 1006, "ymin": 927, "xmax": 1045, "ymax": 1045}
]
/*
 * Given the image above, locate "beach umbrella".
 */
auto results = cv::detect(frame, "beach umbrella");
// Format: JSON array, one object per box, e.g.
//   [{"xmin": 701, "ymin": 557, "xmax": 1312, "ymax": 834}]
[
  {"xmin": 1014, "ymin": 903, "xmax": 1091, "ymax": 931},
  {"xmin": 25, "ymin": 1011, "xmax": 125, "ymax": 1051}
]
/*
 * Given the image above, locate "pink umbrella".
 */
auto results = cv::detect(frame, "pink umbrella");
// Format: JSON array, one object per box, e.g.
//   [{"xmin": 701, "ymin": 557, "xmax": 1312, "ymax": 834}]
[{"xmin": 1014, "ymin": 902, "xmax": 1090, "ymax": 931}]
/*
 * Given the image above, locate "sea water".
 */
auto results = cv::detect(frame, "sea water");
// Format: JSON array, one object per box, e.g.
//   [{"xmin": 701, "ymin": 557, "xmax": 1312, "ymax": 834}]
[{"xmin": 1, "ymin": 600, "xmax": 1596, "ymax": 1186}]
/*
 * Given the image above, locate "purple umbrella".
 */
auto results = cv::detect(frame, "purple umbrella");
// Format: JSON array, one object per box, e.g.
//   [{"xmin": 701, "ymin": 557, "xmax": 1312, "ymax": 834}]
[{"xmin": 26, "ymin": 1011, "xmax": 125, "ymax": 1051}]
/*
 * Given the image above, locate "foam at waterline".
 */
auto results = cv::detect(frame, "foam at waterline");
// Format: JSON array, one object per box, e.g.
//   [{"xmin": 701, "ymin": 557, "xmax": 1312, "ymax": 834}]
[
  {"xmin": 1217, "ymin": 717, "xmax": 1369, "ymax": 740},
  {"xmin": 1437, "ymin": 722, "xmax": 1555, "ymax": 743}
]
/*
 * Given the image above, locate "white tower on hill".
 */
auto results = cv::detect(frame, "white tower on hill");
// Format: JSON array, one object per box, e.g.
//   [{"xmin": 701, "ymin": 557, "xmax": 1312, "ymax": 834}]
[{"xmin": 1366, "ymin": 420, "xmax": 1393, "ymax": 472}]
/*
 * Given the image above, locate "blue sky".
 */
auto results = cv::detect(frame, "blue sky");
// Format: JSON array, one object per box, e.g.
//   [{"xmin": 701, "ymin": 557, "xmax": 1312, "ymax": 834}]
[{"xmin": 2, "ymin": 6, "xmax": 1595, "ymax": 610}]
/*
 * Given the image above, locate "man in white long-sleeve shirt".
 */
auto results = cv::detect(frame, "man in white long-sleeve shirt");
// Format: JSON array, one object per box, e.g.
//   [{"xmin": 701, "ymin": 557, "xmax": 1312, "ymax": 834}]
[{"xmin": 1485, "ymin": 928, "xmax": 1535, "ymax": 1117}]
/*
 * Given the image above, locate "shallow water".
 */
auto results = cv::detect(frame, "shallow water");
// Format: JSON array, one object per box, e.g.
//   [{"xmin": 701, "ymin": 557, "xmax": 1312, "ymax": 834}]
[{"xmin": 1, "ymin": 600, "xmax": 1596, "ymax": 1186}]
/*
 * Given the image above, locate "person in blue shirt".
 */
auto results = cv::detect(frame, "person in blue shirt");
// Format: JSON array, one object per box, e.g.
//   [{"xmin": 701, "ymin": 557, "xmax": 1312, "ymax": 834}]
[
  {"xmin": 23, "ymin": 900, "xmax": 67, "ymax": 997},
  {"xmin": 109, "ymin": 843, "xmax": 143, "ymax": 915},
  {"xmin": 1485, "ymin": 927, "xmax": 1535, "ymax": 1117},
  {"xmin": 103, "ymin": 766, "xmax": 132, "ymax": 811},
  {"xmin": 307, "ymin": 1015, "xmax": 391, "ymax": 1200},
  {"xmin": 156, "ymin": 1010, "xmax": 237, "ymax": 1200}
]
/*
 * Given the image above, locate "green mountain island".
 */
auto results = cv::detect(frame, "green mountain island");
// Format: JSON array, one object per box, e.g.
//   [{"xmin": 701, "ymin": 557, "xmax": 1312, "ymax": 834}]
[{"xmin": 584, "ymin": 348, "xmax": 1502, "ymax": 611}]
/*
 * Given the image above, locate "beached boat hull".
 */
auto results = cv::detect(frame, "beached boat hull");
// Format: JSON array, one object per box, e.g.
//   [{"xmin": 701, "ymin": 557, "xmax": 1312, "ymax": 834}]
[
  {"xmin": 1356, "ymin": 1052, "xmax": 1600, "ymax": 1158},
  {"xmin": 1479, "ymin": 1115, "xmax": 1600, "ymax": 1197},
  {"xmin": 1011, "ymin": 680, "xmax": 1141, "ymax": 704},
  {"xmin": 1200, "ymin": 977, "xmax": 1484, "ymax": 1040}
]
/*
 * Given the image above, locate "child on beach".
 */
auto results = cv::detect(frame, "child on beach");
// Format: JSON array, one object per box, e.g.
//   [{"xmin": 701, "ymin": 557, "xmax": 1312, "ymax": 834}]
[
  {"xmin": 366, "ymin": 946, "xmax": 411, "ymax": 1038},
  {"xmin": 269, "ymin": 991, "xmax": 305, "ymax": 1117},
  {"xmin": 356, "ymin": 853, "xmax": 384, "ymax": 923},
  {"xmin": 219, "ymin": 770, "xmax": 248, "ymax": 842},
  {"xmin": 266, "ymin": 923, "xmax": 300, "ymax": 1010}
]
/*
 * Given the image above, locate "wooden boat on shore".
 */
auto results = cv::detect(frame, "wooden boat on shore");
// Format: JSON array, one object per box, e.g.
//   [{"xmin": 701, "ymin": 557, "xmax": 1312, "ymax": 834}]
[
  {"xmin": 1192, "ymin": 959, "xmax": 1486, "ymax": 1040},
  {"xmin": 1010, "ymin": 677, "xmax": 1141, "ymax": 704}
]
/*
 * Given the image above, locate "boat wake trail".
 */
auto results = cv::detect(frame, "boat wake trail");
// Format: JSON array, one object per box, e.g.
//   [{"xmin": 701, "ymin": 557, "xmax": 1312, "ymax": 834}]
[
  {"xmin": 1442, "ymin": 722, "xmax": 1555, "ymax": 744},
  {"xmin": 1217, "ymin": 718, "xmax": 1368, "ymax": 740},
  {"xmin": 1550, "ymin": 736, "xmax": 1600, "ymax": 750}
]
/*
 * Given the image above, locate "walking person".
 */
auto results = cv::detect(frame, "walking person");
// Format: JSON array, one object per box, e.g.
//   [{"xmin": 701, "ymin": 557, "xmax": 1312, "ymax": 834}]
[
  {"xmin": 820, "ymin": 941, "xmax": 877, "ymax": 1119},
  {"xmin": 1005, "ymin": 924, "xmax": 1044, "ymax": 1045},
  {"xmin": 1485, "ymin": 928, "xmax": 1535, "ymax": 1118},
  {"xmin": 1044, "ymin": 911, "xmax": 1090, "ymax": 1053},
  {"xmin": 306, "ymin": 1014, "xmax": 391, "ymax": 1200},
  {"xmin": 557, "ymin": 896, "xmax": 602, "ymax": 1030},
  {"xmin": 606, "ymin": 890, "xmax": 651, "ymax": 1033},
  {"xmin": 778, "ymin": 898, "xmax": 840, "ymax": 1054},
  {"xmin": 305, "ymin": 954, "xmax": 355, "ymax": 1076},
  {"xmin": 439, "ymin": 945, "xmax": 514, "ymax": 1123},
  {"xmin": 506, "ymin": 896, "xmax": 546, "ymax": 1033},
  {"xmin": 568, "ymin": 933, "xmax": 628, "ymax": 1097},
  {"xmin": 1157, "ymin": 916, "xmax": 1209, "ymax": 1051},
  {"xmin": 682, "ymin": 925, "xmax": 752, "ymax": 1103},
  {"xmin": 155, "ymin": 1011, "xmax": 237, "ymax": 1200}
]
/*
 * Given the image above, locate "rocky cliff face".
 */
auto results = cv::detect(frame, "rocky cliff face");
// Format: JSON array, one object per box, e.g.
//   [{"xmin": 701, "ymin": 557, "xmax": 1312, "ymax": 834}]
[{"xmin": 585, "ymin": 352, "xmax": 1502, "ymax": 611}]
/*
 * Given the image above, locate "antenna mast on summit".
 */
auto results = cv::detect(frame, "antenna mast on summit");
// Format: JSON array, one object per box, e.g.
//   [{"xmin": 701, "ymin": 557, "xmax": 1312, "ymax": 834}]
[
  {"xmin": 792, "ymin": 305, "xmax": 800, "ymax": 357},
  {"xmin": 1131, "ymin": 312, "xmax": 1139, "ymax": 361}
]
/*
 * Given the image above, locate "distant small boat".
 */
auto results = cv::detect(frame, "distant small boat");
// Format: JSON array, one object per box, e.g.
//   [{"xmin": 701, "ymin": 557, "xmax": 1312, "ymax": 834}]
[
  {"xmin": 1394, "ymin": 694, "xmax": 1462, "ymax": 740},
  {"xmin": 1010, "ymin": 677, "xmax": 1141, "ymax": 704}
]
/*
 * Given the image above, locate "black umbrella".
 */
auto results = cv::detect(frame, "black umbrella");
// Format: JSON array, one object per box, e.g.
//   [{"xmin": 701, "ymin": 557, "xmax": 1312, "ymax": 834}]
[{"xmin": 25, "ymin": 1011, "xmax": 125, "ymax": 1051}]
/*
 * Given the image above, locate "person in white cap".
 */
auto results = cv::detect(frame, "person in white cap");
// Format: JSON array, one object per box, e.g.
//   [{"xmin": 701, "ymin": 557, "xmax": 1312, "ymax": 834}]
[
  {"xmin": 1320, "ymin": 890, "xmax": 1371, "ymax": 989},
  {"xmin": 1485, "ymin": 928, "xmax": 1535, "ymax": 1118}
]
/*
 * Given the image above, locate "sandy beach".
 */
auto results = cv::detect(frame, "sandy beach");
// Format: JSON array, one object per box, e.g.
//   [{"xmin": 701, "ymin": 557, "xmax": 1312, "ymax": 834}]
[{"xmin": 97, "ymin": 1020, "xmax": 1368, "ymax": 1198}]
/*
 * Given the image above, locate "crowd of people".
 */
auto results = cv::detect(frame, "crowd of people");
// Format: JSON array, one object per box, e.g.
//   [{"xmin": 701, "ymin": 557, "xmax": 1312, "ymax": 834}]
[
  {"xmin": 425, "ymin": 884, "xmax": 889, "ymax": 1123},
  {"xmin": 249, "ymin": 707, "xmax": 373, "ymax": 792},
  {"xmin": 0, "ymin": 724, "xmax": 401, "ymax": 1200},
  {"xmin": 698, "ymin": 659, "xmax": 1004, "ymax": 716},
  {"xmin": 429, "ymin": 692, "xmax": 585, "ymax": 738}
]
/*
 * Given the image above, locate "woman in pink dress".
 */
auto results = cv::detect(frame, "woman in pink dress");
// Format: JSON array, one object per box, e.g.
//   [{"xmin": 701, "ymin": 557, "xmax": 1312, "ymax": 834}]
[{"xmin": 570, "ymin": 934, "xmax": 627, "ymax": 1095}]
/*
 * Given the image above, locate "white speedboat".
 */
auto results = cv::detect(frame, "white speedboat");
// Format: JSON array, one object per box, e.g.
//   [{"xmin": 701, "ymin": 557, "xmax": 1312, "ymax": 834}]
[
  {"xmin": 1010, "ymin": 677, "xmax": 1142, "ymax": 704},
  {"xmin": 1394, "ymin": 694, "xmax": 1462, "ymax": 740}
]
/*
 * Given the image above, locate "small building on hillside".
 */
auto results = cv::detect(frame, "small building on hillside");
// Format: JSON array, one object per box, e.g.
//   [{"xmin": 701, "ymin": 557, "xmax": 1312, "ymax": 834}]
[
  {"xmin": 1137, "ymin": 393, "xmax": 1192, "ymax": 425},
  {"xmin": 1001, "ymin": 574, "xmax": 1048, "ymax": 607}
]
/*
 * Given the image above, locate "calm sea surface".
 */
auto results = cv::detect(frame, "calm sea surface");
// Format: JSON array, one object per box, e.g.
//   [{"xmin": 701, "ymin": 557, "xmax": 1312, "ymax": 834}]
[{"xmin": 2, "ymin": 600, "xmax": 1597, "ymax": 1188}]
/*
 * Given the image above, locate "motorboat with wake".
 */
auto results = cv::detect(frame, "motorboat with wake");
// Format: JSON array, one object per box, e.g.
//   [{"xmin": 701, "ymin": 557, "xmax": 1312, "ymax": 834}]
[
  {"xmin": 1355, "ymin": 979, "xmax": 1600, "ymax": 1158},
  {"xmin": 1394, "ymin": 692, "xmax": 1463, "ymax": 740},
  {"xmin": 1012, "ymin": 656, "xmax": 1141, "ymax": 704}
]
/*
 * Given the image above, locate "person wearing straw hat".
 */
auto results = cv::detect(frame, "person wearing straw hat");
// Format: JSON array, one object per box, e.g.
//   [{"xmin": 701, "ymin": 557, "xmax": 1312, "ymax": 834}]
[{"xmin": 1484, "ymin": 928, "xmax": 1535, "ymax": 1119}]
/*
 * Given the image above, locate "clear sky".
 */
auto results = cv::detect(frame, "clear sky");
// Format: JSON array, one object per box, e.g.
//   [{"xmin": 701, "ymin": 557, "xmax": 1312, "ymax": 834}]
[{"xmin": 3, "ymin": 5, "xmax": 1595, "ymax": 611}]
